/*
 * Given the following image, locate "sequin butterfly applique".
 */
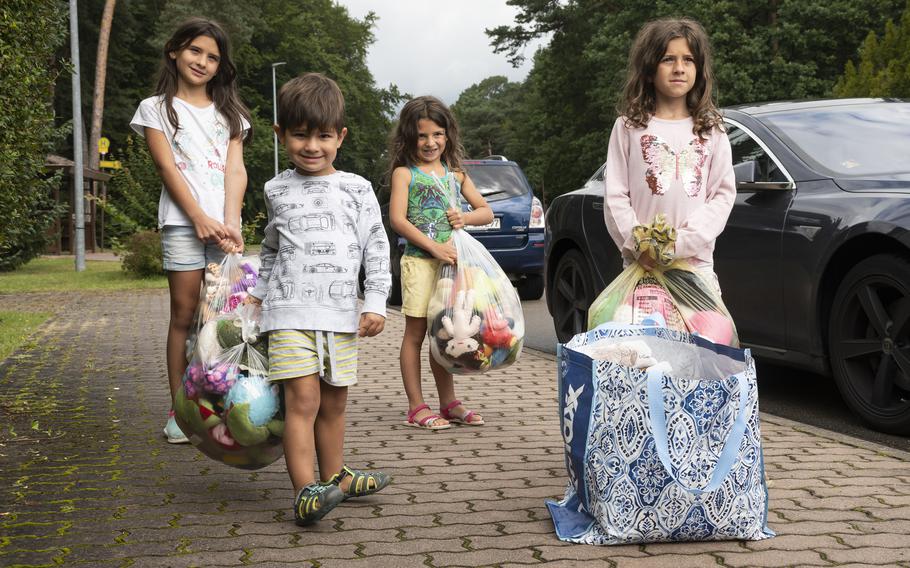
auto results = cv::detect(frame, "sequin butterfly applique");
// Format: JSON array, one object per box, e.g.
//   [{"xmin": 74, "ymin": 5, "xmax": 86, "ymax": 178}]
[{"xmin": 640, "ymin": 135, "xmax": 711, "ymax": 197}]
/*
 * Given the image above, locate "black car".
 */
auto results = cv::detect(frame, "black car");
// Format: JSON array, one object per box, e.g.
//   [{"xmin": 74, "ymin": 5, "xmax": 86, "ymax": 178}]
[{"xmin": 544, "ymin": 98, "xmax": 910, "ymax": 434}]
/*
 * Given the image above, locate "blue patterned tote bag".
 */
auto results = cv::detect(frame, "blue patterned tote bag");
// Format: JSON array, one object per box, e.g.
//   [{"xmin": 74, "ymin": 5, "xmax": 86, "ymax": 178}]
[{"xmin": 547, "ymin": 324, "xmax": 774, "ymax": 544}]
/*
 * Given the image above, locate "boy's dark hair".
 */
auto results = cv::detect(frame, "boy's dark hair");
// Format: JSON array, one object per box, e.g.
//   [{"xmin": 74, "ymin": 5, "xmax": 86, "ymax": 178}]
[{"xmin": 277, "ymin": 73, "xmax": 345, "ymax": 133}]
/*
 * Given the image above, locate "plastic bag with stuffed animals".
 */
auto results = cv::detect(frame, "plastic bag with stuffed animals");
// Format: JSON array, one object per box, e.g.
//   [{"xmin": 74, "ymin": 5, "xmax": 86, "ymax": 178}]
[
  {"xmin": 196, "ymin": 253, "xmax": 261, "ymax": 328},
  {"xmin": 425, "ymin": 172, "xmax": 525, "ymax": 374},
  {"xmin": 175, "ymin": 303, "xmax": 284, "ymax": 470},
  {"xmin": 587, "ymin": 214, "xmax": 739, "ymax": 347}
]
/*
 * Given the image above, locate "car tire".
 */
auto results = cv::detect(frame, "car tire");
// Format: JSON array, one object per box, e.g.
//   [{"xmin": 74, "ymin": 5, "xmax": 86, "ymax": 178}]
[
  {"xmin": 550, "ymin": 248, "xmax": 595, "ymax": 343},
  {"xmin": 517, "ymin": 274, "xmax": 544, "ymax": 301},
  {"xmin": 828, "ymin": 253, "xmax": 910, "ymax": 434}
]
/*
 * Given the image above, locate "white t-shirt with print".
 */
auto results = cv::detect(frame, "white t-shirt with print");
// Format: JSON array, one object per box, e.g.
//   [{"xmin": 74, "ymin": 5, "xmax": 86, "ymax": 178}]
[{"xmin": 130, "ymin": 95, "xmax": 249, "ymax": 228}]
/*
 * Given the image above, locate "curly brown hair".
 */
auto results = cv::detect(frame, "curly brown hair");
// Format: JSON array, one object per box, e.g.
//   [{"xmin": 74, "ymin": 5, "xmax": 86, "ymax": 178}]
[
  {"xmin": 388, "ymin": 96, "xmax": 466, "ymax": 175},
  {"xmin": 618, "ymin": 18, "xmax": 723, "ymax": 138}
]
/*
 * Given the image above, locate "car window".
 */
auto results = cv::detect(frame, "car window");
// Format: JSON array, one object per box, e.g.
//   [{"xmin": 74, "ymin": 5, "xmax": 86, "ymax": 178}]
[
  {"xmin": 726, "ymin": 123, "xmax": 787, "ymax": 183},
  {"xmin": 761, "ymin": 103, "xmax": 910, "ymax": 178},
  {"xmin": 464, "ymin": 163, "xmax": 530, "ymax": 202}
]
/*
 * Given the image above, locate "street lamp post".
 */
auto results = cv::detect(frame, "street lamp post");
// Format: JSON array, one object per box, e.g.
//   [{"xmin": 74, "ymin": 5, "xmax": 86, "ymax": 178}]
[{"xmin": 271, "ymin": 62, "xmax": 287, "ymax": 176}]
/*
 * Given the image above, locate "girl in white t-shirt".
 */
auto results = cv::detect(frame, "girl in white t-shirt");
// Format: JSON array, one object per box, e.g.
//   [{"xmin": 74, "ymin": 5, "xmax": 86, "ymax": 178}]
[{"xmin": 130, "ymin": 18, "xmax": 252, "ymax": 443}]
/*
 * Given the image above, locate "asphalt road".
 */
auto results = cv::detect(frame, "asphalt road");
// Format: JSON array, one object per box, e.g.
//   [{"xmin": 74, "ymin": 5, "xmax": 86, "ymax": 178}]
[{"xmin": 520, "ymin": 294, "xmax": 910, "ymax": 453}]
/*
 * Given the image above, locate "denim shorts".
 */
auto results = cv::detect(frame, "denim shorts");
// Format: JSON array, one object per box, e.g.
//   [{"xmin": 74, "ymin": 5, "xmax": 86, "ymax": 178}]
[{"xmin": 160, "ymin": 225, "xmax": 225, "ymax": 271}]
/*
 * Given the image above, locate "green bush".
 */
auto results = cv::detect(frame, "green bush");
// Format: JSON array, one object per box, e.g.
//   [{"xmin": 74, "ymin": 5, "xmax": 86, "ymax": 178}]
[
  {"xmin": 120, "ymin": 230, "xmax": 164, "ymax": 278},
  {"xmin": 0, "ymin": 0, "xmax": 67, "ymax": 271}
]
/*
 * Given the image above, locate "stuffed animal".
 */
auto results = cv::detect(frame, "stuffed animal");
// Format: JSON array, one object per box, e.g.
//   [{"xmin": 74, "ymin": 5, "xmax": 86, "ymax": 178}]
[
  {"xmin": 233, "ymin": 262, "xmax": 258, "ymax": 294},
  {"xmin": 202, "ymin": 361, "xmax": 240, "ymax": 395},
  {"xmin": 223, "ymin": 375, "xmax": 280, "ymax": 446},
  {"xmin": 196, "ymin": 320, "xmax": 221, "ymax": 364},
  {"xmin": 441, "ymin": 289, "xmax": 482, "ymax": 358},
  {"xmin": 481, "ymin": 307, "xmax": 513, "ymax": 349}
]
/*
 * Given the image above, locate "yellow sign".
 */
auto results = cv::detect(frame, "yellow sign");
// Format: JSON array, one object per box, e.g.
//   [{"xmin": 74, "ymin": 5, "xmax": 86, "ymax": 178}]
[
  {"xmin": 99, "ymin": 160, "xmax": 121, "ymax": 169},
  {"xmin": 98, "ymin": 137, "xmax": 110, "ymax": 155}
]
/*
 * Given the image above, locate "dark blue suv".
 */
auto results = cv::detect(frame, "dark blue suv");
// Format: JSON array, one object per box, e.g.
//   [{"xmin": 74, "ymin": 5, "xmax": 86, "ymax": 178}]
[{"xmin": 383, "ymin": 157, "xmax": 545, "ymax": 304}]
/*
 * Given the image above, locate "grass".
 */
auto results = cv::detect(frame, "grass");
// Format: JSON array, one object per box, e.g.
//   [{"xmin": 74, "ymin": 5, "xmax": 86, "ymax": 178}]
[
  {"xmin": 0, "ymin": 257, "xmax": 168, "ymax": 294},
  {"xmin": 0, "ymin": 310, "xmax": 52, "ymax": 361}
]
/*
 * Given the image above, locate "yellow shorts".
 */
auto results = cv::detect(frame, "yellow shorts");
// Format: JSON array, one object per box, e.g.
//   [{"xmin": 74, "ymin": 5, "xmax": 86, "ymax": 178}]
[
  {"xmin": 400, "ymin": 255, "xmax": 441, "ymax": 318},
  {"xmin": 268, "ymin": 329, "xmax": 358, "ymax": 386}
]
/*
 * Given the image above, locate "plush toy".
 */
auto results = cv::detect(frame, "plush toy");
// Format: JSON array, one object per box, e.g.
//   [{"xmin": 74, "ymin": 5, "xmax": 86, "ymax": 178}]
[
  {"xmin": 427, "ymin": 277, "xmax": 454, "ymax": 319},
  {"xmin": 587, "ymin": 339, "xmax": 657, "ymax": 369},
  {"xmin": 688, "ymin": 310, "xmax": 735, "ymax": 346},
  {"xmin": 223, "ymin": 375, "xmax": 280, "ymax": 446},
  {"xmin": 202, "ymin": 361, "xmax": 240, "ymax": 395},
  {"xmin": 233, "ymin": 262, "xmax": 258, "ymax": 294},
  {"xmin": 441, "ymin": 289, "xmax": 482, "ymax": 358},
  {"xmin": 182, "ymin": 360, "xmax": 206, "ymax": 399},
  {"xmin": 196, "ymin": 320, "xmax": 221, "ymax": 364},
  {"xmin": 481, "ymin": 307, "xmax": 513, "ymax": 349}
]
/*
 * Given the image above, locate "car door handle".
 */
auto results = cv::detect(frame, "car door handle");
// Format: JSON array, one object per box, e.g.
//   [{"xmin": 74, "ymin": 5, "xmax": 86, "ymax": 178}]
[{"xmin": 592, "ymin": 201, "xmax": 603, "ymax": 211}]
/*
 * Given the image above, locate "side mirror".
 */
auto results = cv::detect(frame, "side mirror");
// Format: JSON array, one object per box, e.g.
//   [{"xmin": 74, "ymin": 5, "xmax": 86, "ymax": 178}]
[{"xmin": 733, "ymin": 160, "xmax": 758, "ymax": 184}]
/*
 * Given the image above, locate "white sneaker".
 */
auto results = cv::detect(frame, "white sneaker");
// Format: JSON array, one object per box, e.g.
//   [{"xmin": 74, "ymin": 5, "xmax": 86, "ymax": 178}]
[{"xmin": 163, "ymin": 412, "xmax": 189, "ymax": 444}]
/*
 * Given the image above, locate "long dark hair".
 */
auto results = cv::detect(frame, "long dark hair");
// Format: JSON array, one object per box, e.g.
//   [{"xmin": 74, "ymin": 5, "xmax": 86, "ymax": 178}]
[
  {"xmin": 618, "ymin": 18, "xmax": 723, "ymax": 138},
  {"xmin": 154, "ymin": 18, "xmax": 252, "ymax": 142},
  {"xmin": 388, "ymin": 96, "xmax": 466, "ymax": 174}
]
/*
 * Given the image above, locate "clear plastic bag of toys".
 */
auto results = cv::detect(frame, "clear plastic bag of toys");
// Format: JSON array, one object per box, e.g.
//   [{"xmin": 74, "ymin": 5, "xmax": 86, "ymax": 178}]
[
  {"xmin": 188, "ymin": 253, "xmax": 261, "ymax": 361},
  {"xmin": 587, "ymin": 214, "xmax": 739, "ymax": 347},
  {"xmin": 175, "ymin": 304, "xmax": 284, "ymax": 470},
  {"xmin": 196, "ymin": 253, "xmax": 261, "ymax": 327},
  {"xmin": 425, "ymin": 172, "xmax": 525, "ymax": 374}
]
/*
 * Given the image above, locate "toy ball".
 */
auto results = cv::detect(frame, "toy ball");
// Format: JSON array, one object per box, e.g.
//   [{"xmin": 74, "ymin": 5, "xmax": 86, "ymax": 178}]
[
  {"xmin": 688, "ymin": 310, "xmax": 735, "ymax": 346},
  {"xmin": 174, "ymin": 371, "xmax": 284, "ymax": 470}
]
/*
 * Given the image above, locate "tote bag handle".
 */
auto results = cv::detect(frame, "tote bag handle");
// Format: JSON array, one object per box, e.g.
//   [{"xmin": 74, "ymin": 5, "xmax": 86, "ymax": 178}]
[{"xmin": 646, "ymin": 369, "xmax": 751, "ymax": 496}]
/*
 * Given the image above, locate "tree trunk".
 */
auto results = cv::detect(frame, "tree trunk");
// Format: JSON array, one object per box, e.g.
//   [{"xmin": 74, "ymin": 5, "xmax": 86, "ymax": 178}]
[{"xmin": 89, "ymin": 0, "xmax": 116, "ymax": 170}]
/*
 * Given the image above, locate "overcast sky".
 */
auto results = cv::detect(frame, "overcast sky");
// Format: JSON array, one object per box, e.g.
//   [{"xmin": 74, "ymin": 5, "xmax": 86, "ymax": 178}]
[{"xmin": 336, "ymin": 0, "xmax": 546, "ymax": 105}]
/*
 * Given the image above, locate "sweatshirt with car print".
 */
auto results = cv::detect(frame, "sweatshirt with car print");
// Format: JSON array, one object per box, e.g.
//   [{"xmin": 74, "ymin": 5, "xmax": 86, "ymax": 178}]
[{"xmin": 250, "ymin": 170, "xmax": 391, "ymax": 333}]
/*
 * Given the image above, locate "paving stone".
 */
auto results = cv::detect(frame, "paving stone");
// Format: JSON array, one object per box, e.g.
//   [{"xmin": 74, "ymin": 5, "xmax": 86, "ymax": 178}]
[{"xmin": 4, "ymin": 290, "xmax": 910, "ymax": 567}]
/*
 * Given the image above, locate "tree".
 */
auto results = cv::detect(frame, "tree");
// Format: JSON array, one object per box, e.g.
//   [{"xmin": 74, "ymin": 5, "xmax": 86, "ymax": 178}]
[
  {"xmin": 483, "ymin": 0, "xmax": 906, "ymax": 202},
  {"xmin": 54, "ymin": 0, "xmax": 404, "ymax": 246},
  {"xmin": 835, "ymin": 0, "xmax": 910, "ymax": 97},
  {"xmin": 89, "ymin": 0, "xmax": 117, "ymax": 171},
  {"xmin": 0, "ymin": 0, "xmax": 67, "ymax": 271},
  {"xmin": 452, "ymin": 76, "xmax": 523, "ymax": 159}
]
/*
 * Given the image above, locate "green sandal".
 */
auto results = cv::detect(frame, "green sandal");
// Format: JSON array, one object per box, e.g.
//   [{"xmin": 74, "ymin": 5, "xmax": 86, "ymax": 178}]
[
  {"xmin": 294, "ymin": 483, "xmax": 344, "ymax": 526},
  {"xmin": 326, "ymin": 465, "xmax": 391, "ymax": 500}
]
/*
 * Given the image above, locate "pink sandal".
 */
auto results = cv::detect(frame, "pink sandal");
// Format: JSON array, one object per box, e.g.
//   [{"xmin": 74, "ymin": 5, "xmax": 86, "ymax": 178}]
[
  {"xmin": 440, "ymin": 400, "xmax": 484, "ymax": 426},
  {"xmin": 404, "ymin": 403, "xmax": 452, "ymax": 430}
]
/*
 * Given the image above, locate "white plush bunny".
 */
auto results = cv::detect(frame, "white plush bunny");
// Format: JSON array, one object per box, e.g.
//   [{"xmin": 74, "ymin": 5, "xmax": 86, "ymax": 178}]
[{"xmin": 441, "ymin": 289, "xmax": 482, "ymax": 357}]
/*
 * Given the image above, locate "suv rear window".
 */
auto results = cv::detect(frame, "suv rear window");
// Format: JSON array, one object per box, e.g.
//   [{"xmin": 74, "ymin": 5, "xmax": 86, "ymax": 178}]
[{"xmin": 464, "ymin": 163, "xmax": 530, "ymax": 202}]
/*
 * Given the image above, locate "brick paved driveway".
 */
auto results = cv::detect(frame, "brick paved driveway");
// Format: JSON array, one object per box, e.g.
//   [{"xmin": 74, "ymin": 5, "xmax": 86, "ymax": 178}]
[{"xmin": 1, "ymin": 290, "xmax": 909, "ymax": 567}]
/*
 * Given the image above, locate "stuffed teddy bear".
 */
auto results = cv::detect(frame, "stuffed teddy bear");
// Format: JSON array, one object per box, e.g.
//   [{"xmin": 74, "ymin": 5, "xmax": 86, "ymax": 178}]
[{"xmin": 441, "ymin": 289, "xmax": 482, "ymax": 358}]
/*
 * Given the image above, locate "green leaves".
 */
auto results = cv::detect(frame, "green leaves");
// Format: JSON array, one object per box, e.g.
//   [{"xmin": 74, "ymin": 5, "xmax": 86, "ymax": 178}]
[
  {"xmin": 835, "ymin": 0, "xmax": 910, "ymax": 97},
  {"xmin": 0, "ymin": 0, "xmax": 67, "ymax": 271}
]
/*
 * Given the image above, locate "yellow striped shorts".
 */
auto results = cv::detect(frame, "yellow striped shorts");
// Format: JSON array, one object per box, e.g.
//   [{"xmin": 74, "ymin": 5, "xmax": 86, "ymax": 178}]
[{"xmin": 268, "ymin": 329, "xmax": 358, "ymax": 386}]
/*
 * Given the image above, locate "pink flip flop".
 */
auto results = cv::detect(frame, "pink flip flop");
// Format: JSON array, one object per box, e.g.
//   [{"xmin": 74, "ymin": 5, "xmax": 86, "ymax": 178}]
[
  {"xmin": 440, "ymin": 400, "xmax": 484, "ymax": 426},
  {"xmin": 404, "ymin": 403, "xmax": 452, "ymax": 430}
]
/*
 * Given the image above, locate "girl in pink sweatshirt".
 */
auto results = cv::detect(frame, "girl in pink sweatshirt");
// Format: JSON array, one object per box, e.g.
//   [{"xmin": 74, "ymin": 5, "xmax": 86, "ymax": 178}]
[{"xmin": 604, "ymin": 18, "xmax": 734, "ymax": 285}]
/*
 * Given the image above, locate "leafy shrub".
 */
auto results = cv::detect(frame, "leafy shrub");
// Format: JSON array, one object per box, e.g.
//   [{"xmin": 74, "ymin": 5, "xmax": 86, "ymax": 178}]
[
  {"xmin": 120, "ymin": 230, "xmax": 164, "ymax": 278},
  {"xmin": 0, "ymin": 0, "xmax": 67, "ymax": 271}
]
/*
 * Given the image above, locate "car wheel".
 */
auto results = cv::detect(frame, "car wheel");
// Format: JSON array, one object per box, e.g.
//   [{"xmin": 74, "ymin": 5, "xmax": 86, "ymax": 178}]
[
  {"xmin": 828, "ymin": 253, "xmax": 910, "ymax": 434},
  {"xmin": 517, "ymin": 274, "xmax": 544, "ymax": 301},
  {"xmin": 551, "ymin": 249, "xmax": 595, "ymax": 343}
]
